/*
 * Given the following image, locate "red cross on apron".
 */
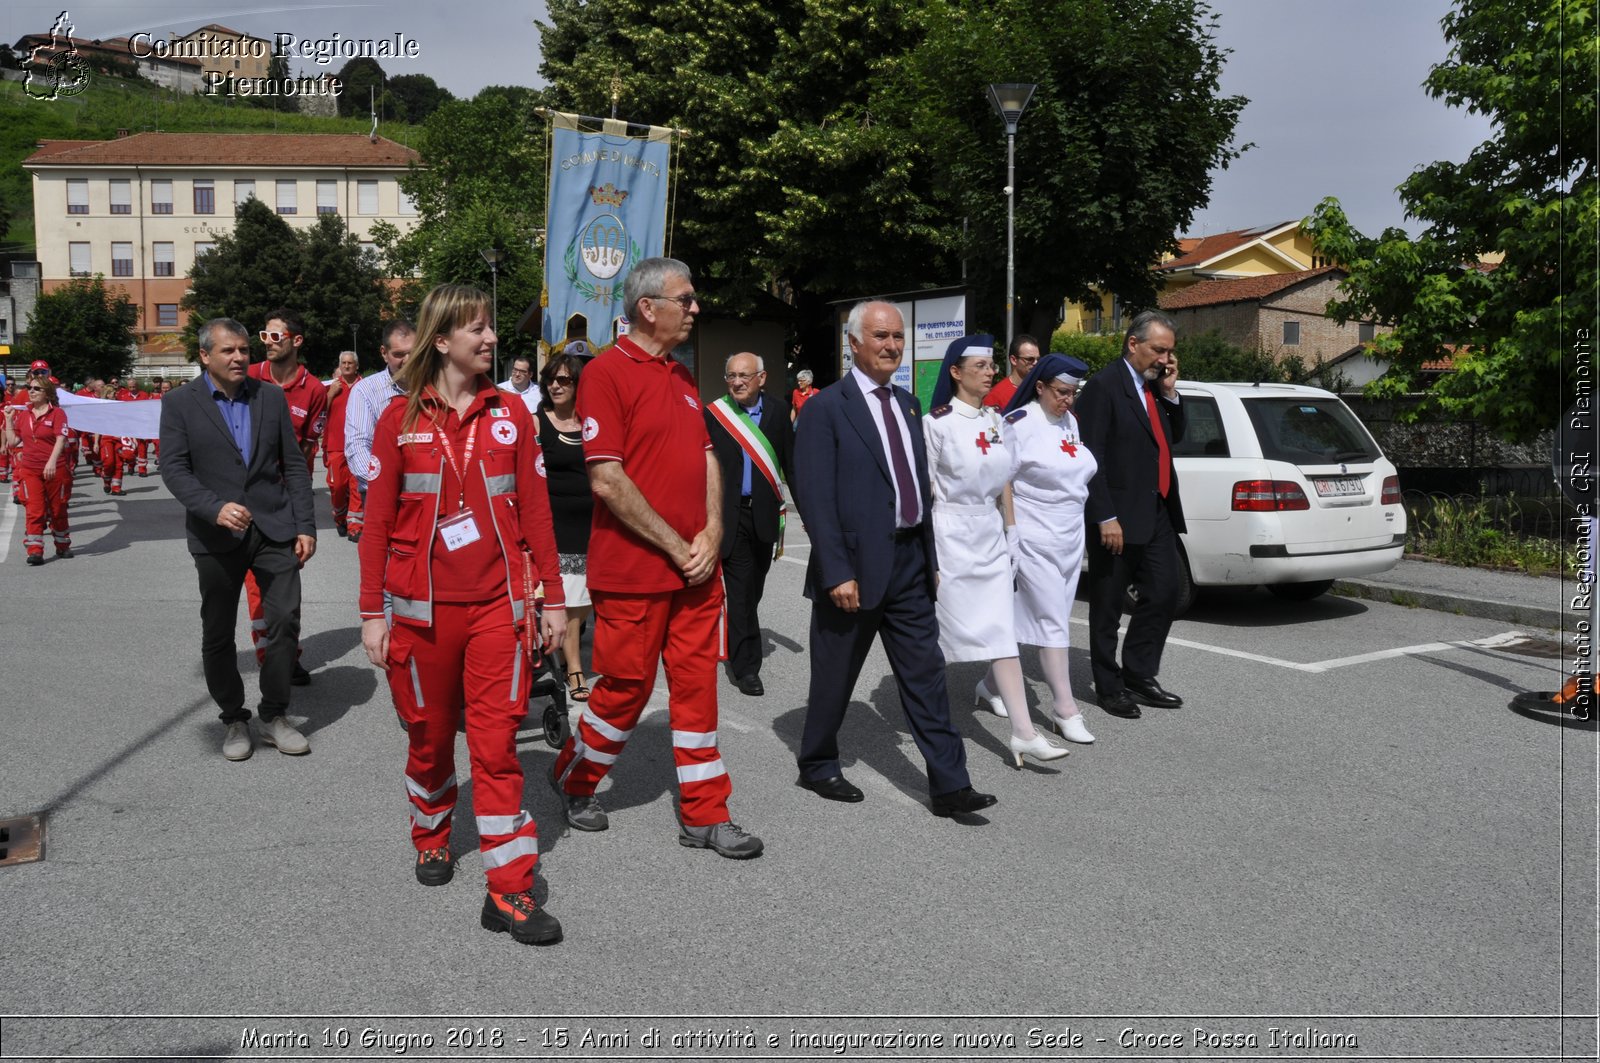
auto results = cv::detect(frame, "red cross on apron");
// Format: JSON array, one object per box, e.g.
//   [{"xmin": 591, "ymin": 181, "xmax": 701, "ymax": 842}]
[{"xmin": 975, "ymin": 432, "xmax": 991, "ymax": 454}]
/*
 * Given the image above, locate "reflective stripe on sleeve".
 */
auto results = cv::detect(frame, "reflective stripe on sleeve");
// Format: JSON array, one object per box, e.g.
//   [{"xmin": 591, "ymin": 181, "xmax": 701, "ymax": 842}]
[
  {"xmin": 484, "ymin": 473, "xmax": 516, "ymax": 496},
  {"xmin": 481, "ymin": 834, "xmax": 539, "ymax": 869},
  {"xmin": 402, "ymin": 472, "xmax": 441, "ymax": 493},
  {"xmin": 392, "ymin": 595, "xmax": 433, "ymax": 624},
  {"xmin": 676, "ymin": 758, "xmax": 727, "ymax": 784}
]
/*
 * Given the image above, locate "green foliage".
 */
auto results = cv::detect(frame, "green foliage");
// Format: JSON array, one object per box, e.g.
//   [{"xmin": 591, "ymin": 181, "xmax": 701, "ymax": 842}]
[
  {"xmin": 1407, "ymin": 493, "xmax": 1574, "ymax": 575},
  {"xmin": 1304, "ymin": 0, "xmax": 1598, "ymax": 444},
  {"xmin": 1048, "ymin": 330, "xmax": 1121, "ymax": 372},
  {"xmin": 1053, "ymin": 327, "xmax": 1352, "ymax": 389},
  {"xmin": 335, "ymin": 57, "xmax": 387, "ymax": 118},
  {"xmin": 387, "ymin": 74, "xmax": 453, "ymax": 123},
  {"xmin": 19, "ymin": 275, "xmax": 139, "ymax": 383},
  {"xmin": 382, "ymin": 88, "xmax": 546, "ymax": 361},
  {"xmin": 247, "ymin": 50, "xmax": 296, "ymax": 113},
  {"xmin": 182, "ymin": 198, "xmax": 390, "ymax": 373}
]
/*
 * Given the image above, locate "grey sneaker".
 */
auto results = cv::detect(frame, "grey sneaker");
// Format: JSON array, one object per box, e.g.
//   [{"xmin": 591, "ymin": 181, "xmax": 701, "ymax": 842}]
[
  {"xmin": 222, "ymin": 721, "xmax": 253, "ymax": 761},
  {"xmin": 547, "ymin": 762, "xmax": 607, "ymax": 832},
  {"xmin": 258, "ymin": 715, "xmax": 310, "ymax": 755},
  {"xmin": 678, "ymin": 819, "xmax": 764, "ymax": 859}
]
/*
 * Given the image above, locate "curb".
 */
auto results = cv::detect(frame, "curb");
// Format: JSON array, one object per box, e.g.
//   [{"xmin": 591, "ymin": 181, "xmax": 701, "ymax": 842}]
[{"xmin": 1332, "ymin": 577, "xmax": 1565, "ymax": 631}]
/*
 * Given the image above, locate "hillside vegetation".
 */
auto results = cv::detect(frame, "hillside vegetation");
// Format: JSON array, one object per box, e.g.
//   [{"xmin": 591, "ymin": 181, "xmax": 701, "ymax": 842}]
[{"xmin": 0, "ymin": 74, "xmax": 422, "ymax": 252}]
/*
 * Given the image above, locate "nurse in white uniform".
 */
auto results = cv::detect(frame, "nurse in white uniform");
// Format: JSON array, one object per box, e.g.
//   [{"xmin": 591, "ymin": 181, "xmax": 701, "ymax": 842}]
[
  {"xmin": 1001, "ymin": 353, "xmax": 1098, "ymax": 745},
  {"xmin": 925, "ymin": 334, "xmax": 1069, "ymax": 768}
]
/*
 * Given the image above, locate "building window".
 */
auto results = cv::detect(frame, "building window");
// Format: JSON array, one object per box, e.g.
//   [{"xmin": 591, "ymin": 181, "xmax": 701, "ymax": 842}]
[
  {"xmin": 67, "ymin": 179, "xmax": 89, "ymax": 214},
  {"xmin": 153, "ymin": 242, "xmax": 175, "ymax": 277},
  {"xmin": 276, "ymin": 180, "xmax": 297, "ymax": 215},
  {"xmin": 360, "ymin": 241, "xmax": 378, "ymax": 261},
  {"xmin": 193, "ymin": 179, "xmax": 215, "ymax": 215},
  {"xmin": 195, "ymin": 241, "xmax": 216, "ymax": 260},
  {"xmin": 1358, "ymin": 322, "xmax": 1376, "ymax": 344},
  {"xmin": 357, "ymin": 180, "xmax": 378, "ymax": 215},
  {"xmin": 110, "ymin": 179, "xmax": 131, "ymax": 214},
  {"xmin": 397, "ymin": 186, "xmax": 417, "ymax": 216},
  {"xmin": 151, "ymin": 180, "xmax": 173, "ymax": 214},
  {"xmin": 1282, "ymin": 321, "xmax": 1301, "ymax": 346},
  {"xmin": 112, "ymin": 241, "xmax": 134, "ymax": 277},
  {"xmin": 156, "ymin": 304, "xmax": 179, "ymax": 328},
  {"xmin": 0, "ymin": 319, "xmax": 8, "ymax": 342},
  {"xmin": 69, "ymin": 242, "xmax": 91, "ymax": 276},
  {"xmin": 316, "ymin": 180, "xmax": 338, "ymax": 215},
  {"xmin": 235, "ymin": 179, "xmax": 256, "ymax": 207}
]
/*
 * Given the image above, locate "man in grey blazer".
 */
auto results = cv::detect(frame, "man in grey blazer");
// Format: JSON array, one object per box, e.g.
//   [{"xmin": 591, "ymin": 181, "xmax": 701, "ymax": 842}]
[{"xmin": 160, "ymin": 318, "xmax": 318, "ymax": 760}]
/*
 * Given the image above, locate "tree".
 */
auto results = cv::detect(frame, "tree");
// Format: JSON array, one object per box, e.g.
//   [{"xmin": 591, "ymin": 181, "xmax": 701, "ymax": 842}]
[
  {"xmin": 184, "ymin": 197, "xmax": 392, "ymax": 374},
  {"xmin": 248, "ymin": 47, "xmax": 295, "ymax": 112},
  {"xmin": 1304, "ymin": 0, "xmax": 1597, "ymax": 443},
  {"xmin": 387, "ymin": 74, "xmax": 454, "ymax": 123},
  {"xmin": 20, "ymin": 276, "xmax": 139, "ymax": 384},
  {"xmin": 335, "ymin": 57, "xmax": 386, "ymax": 118}
]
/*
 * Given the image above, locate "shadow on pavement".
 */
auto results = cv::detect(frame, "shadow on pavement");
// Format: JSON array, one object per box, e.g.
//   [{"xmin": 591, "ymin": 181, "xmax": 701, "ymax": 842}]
[
  {"xmin": 1181, "ymin": 587, "xmax": 1370, "ymax": 626},
  {"xmin": 37, "ymin": 692, "xmax": 216, "ymax": 815}
]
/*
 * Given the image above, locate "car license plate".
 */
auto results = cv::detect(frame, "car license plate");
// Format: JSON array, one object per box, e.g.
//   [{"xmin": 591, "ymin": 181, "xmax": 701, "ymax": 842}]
[{"xmin": 1313, "ymin": 476, "xmax": 1366, "ymax": 497}]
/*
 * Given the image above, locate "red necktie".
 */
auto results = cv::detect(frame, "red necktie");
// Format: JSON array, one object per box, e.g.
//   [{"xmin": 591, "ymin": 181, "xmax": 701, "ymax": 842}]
[
  {"xmin": 874, "ymin": 386, "xmax": 920, "ymax": 527},
  {"xmin": 1144, "ymin": 385, "xmax": 1171, "ymax": 497}
]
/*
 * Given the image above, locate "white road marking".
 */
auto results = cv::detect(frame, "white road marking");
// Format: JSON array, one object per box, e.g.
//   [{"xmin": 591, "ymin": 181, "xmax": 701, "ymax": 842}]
[
  {"xmin": 0, "ymin": 491, "xmax": 14, "ymax": 563},
  {"xmin": 1069, "ymin": 616, "xmax": 1532, "ymax": 673}
]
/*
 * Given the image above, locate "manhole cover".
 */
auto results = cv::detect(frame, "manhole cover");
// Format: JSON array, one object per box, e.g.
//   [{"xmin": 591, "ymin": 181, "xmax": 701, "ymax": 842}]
[{"xmin": 0, "ymin": 814, "xmax": 45, "ymax": 867}]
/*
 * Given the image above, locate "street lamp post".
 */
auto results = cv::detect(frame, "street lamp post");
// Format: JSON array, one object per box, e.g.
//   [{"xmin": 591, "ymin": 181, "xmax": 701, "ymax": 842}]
[
  {"xmin": 479, "ymin": 247, "xmax": 505, "ymax": 380},
  {"xmin": 987, "ymin": 82, "xmax": 1036, "ymax": 350}
]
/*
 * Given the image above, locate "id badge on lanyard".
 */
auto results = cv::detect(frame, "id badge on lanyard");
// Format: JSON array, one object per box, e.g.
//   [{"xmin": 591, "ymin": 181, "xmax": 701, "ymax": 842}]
[
  {"xmin": 437, "ymin": 509, "xmax": 481, "ymax": 551},
  {"xmin": 432, "ymin": 412, "xmax": 481, "ymax": 551}
]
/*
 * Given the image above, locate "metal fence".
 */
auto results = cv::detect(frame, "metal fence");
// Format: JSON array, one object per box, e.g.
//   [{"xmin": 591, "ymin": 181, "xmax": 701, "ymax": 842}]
[{"xmin": 1403, "ymin": 489, "xmax": 1571, "ymax": 542}]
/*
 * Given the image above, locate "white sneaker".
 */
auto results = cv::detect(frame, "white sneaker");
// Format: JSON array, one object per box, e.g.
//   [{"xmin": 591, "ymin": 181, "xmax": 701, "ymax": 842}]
[
  {"xmin": 1059, "ymin": 714, "xmax": 1096, "ymax": 744},
  {"xmin": 258, "ymin": 715, "xmax": 310, "ymax": 755},
  {"xmin": 222, "ymin": 721, "xmax": 253, "ymax": 761}
]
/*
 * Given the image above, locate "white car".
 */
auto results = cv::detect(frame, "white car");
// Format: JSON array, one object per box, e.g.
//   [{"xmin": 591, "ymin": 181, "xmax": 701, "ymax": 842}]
[{"xmin": 1153, "ymin": 381, "xmax": 1407, "ymax": 613}]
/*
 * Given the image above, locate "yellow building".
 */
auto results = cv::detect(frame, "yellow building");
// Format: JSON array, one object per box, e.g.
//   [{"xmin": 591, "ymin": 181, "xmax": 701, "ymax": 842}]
[
  {"xmin": 25, "ymin": 132, "xmax": 422, "ymax": 358},
  {"xmin": 169, "ymin": 23, "xmax": 275, "ymax": 83},
  {"xmin": 1063, "ymin": 219, "xmax": 1334, "ymax": 334}
]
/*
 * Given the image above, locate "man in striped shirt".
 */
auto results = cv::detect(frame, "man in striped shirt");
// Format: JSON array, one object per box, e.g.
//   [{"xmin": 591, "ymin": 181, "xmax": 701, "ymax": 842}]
[{"xmin": 342, "ymin": 319, "xmax": 415, "ymax": 543}]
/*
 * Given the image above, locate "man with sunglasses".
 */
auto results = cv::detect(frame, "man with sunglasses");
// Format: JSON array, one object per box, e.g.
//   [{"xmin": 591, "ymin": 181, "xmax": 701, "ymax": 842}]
[
  {"xmin": 245, "ymin": 309, "xmax": 328, "ymax": 683},
  {"xmin": 981, "ymin": 333, "xmax": 1042, "ymax": 411}
]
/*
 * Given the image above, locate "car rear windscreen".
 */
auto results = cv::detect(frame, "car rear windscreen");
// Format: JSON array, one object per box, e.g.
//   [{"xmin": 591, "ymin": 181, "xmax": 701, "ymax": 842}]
[{"xmin": 1241, "ymin": 397, "xmax": 1382, "ymax": 465}]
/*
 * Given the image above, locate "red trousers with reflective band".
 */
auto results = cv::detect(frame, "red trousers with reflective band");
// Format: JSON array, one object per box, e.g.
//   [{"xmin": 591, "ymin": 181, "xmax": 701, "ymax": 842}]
[
  {"xmin": 387, "ymin": 598, "xmax": 539, "ymax": 894},
  {"xmin": 99, "ymin": 436, "xmax": 126, "ymax": 491},
  {"xmin": 553, "ymin": 578, "xmax": 733, "ymax": 827},
  {"xmin": 325, "ymin": 453, "xmax": 362, "ymax": 528},
  {"xmin": 247, "ymin": 570, "xmax": 304, "ymax": 664},
  {"xmin": 19, "ymin": 468, "xmax": 70, "ymax": 556}
]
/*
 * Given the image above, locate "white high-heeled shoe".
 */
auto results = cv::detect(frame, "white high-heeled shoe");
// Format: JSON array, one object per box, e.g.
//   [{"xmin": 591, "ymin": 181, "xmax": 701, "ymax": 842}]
[
  {"xmin": 1045, "ymin": 712, "xmax": 1096, "ymax": 744},
  {"xmin": 1008, "ymin": 731, "xmax": 1069, "ymax": 768},
  {"xmin": 975, "ymin": 677, "xmax": 1008, "ymax": 718}
]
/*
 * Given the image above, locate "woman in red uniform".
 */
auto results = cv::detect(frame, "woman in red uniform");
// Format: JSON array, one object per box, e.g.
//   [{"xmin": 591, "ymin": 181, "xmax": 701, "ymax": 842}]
[
  {"xmin": 359, "ymin": 283, "xmax": 568, "ymax": 946},
  {"xmin": 3, "ymin": 377, "xmax": 72, "ymax": 564}
]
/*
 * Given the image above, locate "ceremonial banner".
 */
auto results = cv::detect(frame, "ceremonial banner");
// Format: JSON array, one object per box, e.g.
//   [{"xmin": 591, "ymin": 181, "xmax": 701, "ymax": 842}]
[
  {"xmin": 57, "ymin": 391, "xmax": 162, "ymax": 439},
  {"xmin": 543, "ymin": 111, "xmax": 674, "ymax": 352}
]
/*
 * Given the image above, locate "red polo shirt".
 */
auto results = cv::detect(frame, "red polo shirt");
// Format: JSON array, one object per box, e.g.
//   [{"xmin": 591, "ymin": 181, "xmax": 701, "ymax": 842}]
[
  {"xmin": 982, "ymin": 376, "xmax": 1020, "ymax": 409},
  {"xmin": 324, "ymin": 374, "xmax": 361, "ymax": 457},
  {"xmin": 579, "ymin": 335, "xmax": 712, "ymax": 593},
  {"xmin": 249, "ymin": 361, "xmax": 329, "ymax": 449},
  {"xmin": 13, "ymin": 405, "xmax": 68, "ymax": 472}
]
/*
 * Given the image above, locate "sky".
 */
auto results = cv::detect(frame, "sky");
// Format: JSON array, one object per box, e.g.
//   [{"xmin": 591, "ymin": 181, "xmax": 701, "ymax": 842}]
[{"xmin": 4, "ymin": 0, "xmax": 1495, "ymax": 239}]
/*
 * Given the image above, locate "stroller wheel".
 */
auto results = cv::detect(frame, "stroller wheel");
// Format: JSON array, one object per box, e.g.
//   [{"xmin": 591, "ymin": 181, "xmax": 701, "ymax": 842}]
[{"xmin": 542, "ymin": 702, "xmax": 570, "ymax": 748}]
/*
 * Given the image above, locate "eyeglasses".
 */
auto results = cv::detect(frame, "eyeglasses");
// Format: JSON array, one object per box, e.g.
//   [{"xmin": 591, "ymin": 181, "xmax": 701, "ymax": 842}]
[
  {"xmin": 259, "ymin": 330, "xmax": 295, "ymax": 343},
  {"xmin": 1014, "ymin": 354, "xmax": 1040, "ymax": 368},
  {"xmin": 650, "ymin": 293, "xmax": 698, "ymax": 310},
  {"xmin": 1044, "ymin": 383, "xmax": 1079, "ymax": 399},
  {"xmin": 26, "ymin": 385, "xmax": 44, "ymax": 392},
  {"xmin": 724, "ymin": 372, "xmax": 760, "ymax": 382},
  {"xmin": 548, "ymin": 375, "xmax": 574, "ymax": 386}
]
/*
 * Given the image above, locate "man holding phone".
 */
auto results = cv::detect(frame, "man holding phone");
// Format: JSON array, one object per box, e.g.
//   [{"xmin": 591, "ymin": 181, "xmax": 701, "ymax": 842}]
[{"xmin": 1076, "ymin": 310, "xmax": 1187, "ymax": 720}]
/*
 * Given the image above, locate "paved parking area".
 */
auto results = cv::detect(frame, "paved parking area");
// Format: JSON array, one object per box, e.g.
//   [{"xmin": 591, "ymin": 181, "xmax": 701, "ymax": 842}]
[{"xmin": 1, "ymin": 476, "xmax": 1593, "ymax": 1061}]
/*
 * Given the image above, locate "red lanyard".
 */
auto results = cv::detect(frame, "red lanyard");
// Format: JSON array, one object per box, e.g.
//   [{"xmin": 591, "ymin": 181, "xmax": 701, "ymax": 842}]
[{"xmin": 428, "ymin": 408, "xmax": 478, "ymax": 512}]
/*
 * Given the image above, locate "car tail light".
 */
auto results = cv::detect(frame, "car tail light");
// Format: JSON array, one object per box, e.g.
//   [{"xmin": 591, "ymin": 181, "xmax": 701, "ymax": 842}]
[
  {"xmin": 1232, "ymin": 479, "xmax": 1310, "ymax": 511},
  {"xmin": 1380, "ymin": 475, "xmax": 1401, "ymax": 505}
]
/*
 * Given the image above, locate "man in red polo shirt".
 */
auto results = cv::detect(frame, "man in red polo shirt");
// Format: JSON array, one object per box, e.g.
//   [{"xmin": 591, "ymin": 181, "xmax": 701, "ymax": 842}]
[
  {"xmin": 549, "ymin": 257, "xmax": 762, "ymax": 860},
  {"xmin": 981, "ymin": 334, "xmax": 1041, "ymax": 410},
  {"xmin": 246, "ymin": 308, "xmax": 328, "ymax": 681}
]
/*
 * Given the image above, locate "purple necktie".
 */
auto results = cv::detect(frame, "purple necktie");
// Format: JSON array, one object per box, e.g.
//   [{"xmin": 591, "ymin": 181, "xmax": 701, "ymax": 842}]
[{"xmin": 873, "ymin": 386, "xmax": 919, "ymax": 527}]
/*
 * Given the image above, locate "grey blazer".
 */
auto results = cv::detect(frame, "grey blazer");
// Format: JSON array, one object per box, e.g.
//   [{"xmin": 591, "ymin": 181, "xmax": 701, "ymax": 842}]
[{"xmin": 159, "ymin": 374, "xmax": 316, "ymax": 555}]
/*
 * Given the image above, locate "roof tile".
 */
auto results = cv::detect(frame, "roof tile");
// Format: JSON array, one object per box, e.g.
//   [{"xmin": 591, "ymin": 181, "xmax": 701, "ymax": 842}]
[
  {"xmin": 1158, "ymin": 266, "xmax": 1342, "ymax": 310},
  {"xmin": 24, "ymin": 133, "xmax": 420, "ymax": 168}
]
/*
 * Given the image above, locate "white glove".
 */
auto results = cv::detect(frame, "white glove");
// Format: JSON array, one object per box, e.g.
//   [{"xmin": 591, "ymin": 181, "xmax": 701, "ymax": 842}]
[{"xmin": 1005, "ymin": 525, "xmax": 1022, "ymax": 575}]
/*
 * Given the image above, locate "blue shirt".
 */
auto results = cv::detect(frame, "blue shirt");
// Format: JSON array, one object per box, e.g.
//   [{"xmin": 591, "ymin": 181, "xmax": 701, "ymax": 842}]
[
  {"xmin": 212, "ymin": 379, "xmax": 252, "ymax": 465},
  {"xmin": 740, "ymin": 394, "xmax": 763, "ymax": 498}
]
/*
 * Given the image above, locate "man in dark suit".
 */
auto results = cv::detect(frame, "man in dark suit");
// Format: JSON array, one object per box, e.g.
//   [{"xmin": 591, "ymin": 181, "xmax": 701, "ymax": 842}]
[
  {"xmin": 705, "ymin": 351, "xmax": 795, "ymax": 697},
  {"xmin": 791, "ymin": 300, "xmax": 997, "ymax": 818},
  {"xmin": 160, "ymin": 317, "xmax": 317, "ymax": 761},
  {"xmin": 1076, "ymin": 309, "xmax": 1187, "ymax": 720}
]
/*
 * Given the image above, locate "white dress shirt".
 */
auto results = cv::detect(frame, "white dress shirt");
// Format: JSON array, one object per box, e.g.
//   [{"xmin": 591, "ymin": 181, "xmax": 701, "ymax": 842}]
[{"xmin": 851, "ymin": 364, "xmax": 922, "ymax": 527}]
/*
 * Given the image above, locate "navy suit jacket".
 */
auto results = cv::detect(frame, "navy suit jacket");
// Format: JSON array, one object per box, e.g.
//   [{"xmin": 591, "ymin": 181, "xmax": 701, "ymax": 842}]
[
  {"xmin": 1077, "ymin": 358, "xmax": 1187, "ymax": 543},
  {"xmin": 792, "ymin": 372, "xmax": 937, "ymax": 610},
  {"xmin": 159, "ymin": 374, "xmax": 316, "ymax": 555}
]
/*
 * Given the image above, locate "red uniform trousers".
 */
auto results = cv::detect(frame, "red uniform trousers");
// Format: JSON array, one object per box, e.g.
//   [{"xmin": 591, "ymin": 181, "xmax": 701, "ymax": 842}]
[
  {"xmin": 19, "ymin": 468, "xmax": 70, "ymax": 557},
  {"xmin": 386, "ymin": 598, "xmax": 540, "ymax": 894},
  {"xmin": 0, "ymin": 446, "xmax": 10, "ymax": 483},
  {"xmin": 135, "ymin": 439, "xmax": 150, "ymax": 476},
  {"xmin": 552, "ymin": 578, "xmax": 733, "ymax": 827},
  {"xmin": 325, "ymin": 453, "xmax": 362, "ymax": 532},
  {"xmin": 99, "ymin": 436, "xmax": 128, "ymax": 493}
]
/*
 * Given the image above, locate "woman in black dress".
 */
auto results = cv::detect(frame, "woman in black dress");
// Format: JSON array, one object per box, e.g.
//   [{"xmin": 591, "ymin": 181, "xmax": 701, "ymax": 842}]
[{"xmin": 536, "ymin": 348, "xmax": 594, "ymax": 701}]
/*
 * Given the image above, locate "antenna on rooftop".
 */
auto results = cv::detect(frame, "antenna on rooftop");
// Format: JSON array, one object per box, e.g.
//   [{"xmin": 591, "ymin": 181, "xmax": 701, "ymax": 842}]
[{"xmin": 369, "ymin": 85, "xmax": 378, "ymax": 143}]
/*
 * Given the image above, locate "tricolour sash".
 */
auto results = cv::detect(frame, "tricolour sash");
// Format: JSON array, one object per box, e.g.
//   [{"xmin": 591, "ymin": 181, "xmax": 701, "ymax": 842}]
[{"xmin": 708, "ymin": 395, "xmax": 787, "ymax": 558}]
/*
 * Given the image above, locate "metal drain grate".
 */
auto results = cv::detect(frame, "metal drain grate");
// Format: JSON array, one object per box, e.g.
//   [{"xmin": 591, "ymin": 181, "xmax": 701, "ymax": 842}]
[
  {"xmin": 0, "ymin": 814, "xmax": 45, "ymax": 867},
  {"xmin": 1493, "ymin": 637, "xmax": 1567, "ymax": 660}
]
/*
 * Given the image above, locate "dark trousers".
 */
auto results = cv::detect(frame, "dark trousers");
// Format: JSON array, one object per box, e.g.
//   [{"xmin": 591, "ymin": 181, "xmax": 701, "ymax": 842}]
[
  {"xmin": 1086, "ymin": 500, "xmax": 1180, "ymax": 694},
  {"xmin": 798, "ymin": 535, "xmax": 971, "ymax": 796},
  {"xmin": 723, "ymin": 503, "xmax": 774, "ymax": 679},
  {"xmin": 193, "ymin": 525, "xmax": 302, "ymax": 723}
]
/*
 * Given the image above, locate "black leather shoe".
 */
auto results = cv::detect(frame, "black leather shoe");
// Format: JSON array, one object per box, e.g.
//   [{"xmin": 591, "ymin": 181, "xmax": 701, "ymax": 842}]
[
  {"xmin": 1098, "ymin": 689, "xmax": 1143, "ymax": 719},
  {"xmin": 1125, "ymin": 675, "xmax": 1182, "ymax": 708},
  {"xmin": 797, "ymin": 774, "xmax": 864, "ymax": 803},
  {"xmin": 930, "ymin": 786, "xmax": 997, "ymax": 818},
  {"xmin": 736, "ymin": 674, "xmax": 764, "ymax": 696},
  {"xmin": 291, "ymin": 663, "xmax": 312, "ymax": 686}
]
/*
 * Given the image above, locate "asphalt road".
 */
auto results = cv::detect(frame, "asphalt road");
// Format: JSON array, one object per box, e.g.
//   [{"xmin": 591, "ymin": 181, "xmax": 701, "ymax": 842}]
[{"xmin": 0, "ymin": 470, "xmax": 1593, "ymax": 1062}]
